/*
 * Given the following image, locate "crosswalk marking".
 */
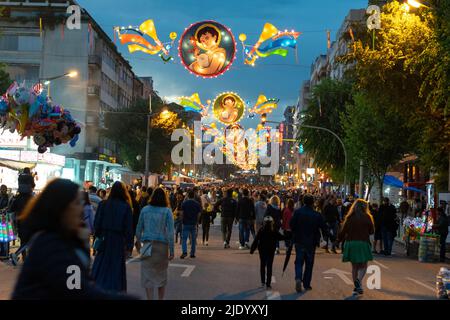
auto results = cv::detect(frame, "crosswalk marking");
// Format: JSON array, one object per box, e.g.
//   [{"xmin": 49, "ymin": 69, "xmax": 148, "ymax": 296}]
[
  {"xmin": 372, "ymin": 260, "xmax": 389, "ymax": 269},
  {"xmin": 406, "ymin": 277, "xmax": 435, "ymax": 292},
  {"xmin": 266, "ymin": 290, "xmax": 281, "ymax": 300}
]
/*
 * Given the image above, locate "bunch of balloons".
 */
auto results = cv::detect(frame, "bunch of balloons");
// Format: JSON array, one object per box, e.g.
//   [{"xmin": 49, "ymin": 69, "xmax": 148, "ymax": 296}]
[{"xmin": 0, "ymin": 81, "xmax": 81, "ymax": 154}]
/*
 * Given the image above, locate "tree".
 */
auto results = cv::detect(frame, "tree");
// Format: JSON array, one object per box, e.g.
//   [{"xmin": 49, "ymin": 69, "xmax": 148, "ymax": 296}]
[
  {"xmin": 102, "ymin": 95, "xmax": 196, "ymax": 174},
  {"xmin": 297, "ymin": 78, "xmax": 358, "ymax": 184},
  {"xmin": 0, "ymin": 63, "xmax": 11, "ymax": 93},
  {"xmin": 339, "ymin": 1, "xmax": 449, "ymax": 197},
  {"xmin": 342, "ymin": 93, "xmax": 412, "ymax": 203},
  {"xmin": 414, "ymin": 0, "xmax": 450, "ymax": 190}
]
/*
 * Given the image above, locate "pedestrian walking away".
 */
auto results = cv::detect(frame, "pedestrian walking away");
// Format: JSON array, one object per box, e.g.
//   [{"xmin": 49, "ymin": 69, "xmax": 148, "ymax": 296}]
[
  {"xmin": 290, "ymin": 194, "xmax": 328, "ymax": 293},
  {"xmin": 91, "ymin": 181, "xmax": 134, "ymax": 293},
  {"xmin": 265, "ymin": 195, "xmax": 282, "ymax": 254},
  {"xmin": 250, "ymin": 216, "xmax": 285, "ymax": 290},
  {"xmin": 135, "ymin": 187, "xmax": 175, "ymax": 300},
  {"xmin": 237, "ymin": 189, "xmax": 256, "ymax": 250},
  {"xmin": 180, "ymin": 190, "xmax": 201, "ymax": 259},
  {"xmin": 337, "ymin": 199, "xmax": 375, "ymax": 296},
  {"xmin": 214, "ymin": 189, "xmax": 237, "ymax": 249}
]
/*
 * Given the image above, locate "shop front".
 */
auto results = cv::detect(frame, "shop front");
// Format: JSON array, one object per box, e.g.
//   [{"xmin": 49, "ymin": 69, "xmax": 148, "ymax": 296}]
[{"xmin": 0, "ymin": 150, "xmax": 65, "ymax": 191}]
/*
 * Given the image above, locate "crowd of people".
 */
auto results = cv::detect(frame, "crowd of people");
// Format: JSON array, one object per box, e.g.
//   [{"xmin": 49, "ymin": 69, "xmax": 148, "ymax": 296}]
[{"xmin": 0, "ymin": 172, "xmax": 448, "ymax": 299}]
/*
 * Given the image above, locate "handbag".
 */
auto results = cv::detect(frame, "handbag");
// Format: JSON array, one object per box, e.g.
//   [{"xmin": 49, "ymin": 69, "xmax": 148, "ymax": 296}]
[
  {"xmin": 139, "ymin": 208, "xmax": 169, "ymax": 259},
  {"xmin": 140, "ymin": 241, "xmax": 153, "ymax": 259},
  {"xmin": 92, "ymin": 202, "xmax": 105, "ymax": 252}
]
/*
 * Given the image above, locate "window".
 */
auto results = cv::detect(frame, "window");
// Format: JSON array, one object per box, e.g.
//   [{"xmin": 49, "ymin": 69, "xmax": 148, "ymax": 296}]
[
  {"xmin": 102, "ymin": 47, "xmax": 116, "ymax": 70},
  {"xmin": 18, "ymin": 35, "xmax": 41, "ymax": 51},
  {"xmin": 101, "ymin": 73, "xmax": 118, "ymax": 99},
  {"xmin": 0, "ymin": 35, "xmax": 18, "ymax": 51},
  {"xmin": 0, "ymin": 35, "xmax": 41, "ymax": 51},
  {"xmin": 6, "ymin": 65, "xmax": 40, "ymax": 84}
]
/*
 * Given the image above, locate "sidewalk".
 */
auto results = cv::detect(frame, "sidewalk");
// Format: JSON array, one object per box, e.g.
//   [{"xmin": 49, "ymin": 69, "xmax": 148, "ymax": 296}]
[{"xmin": 0, "ymin": 260, "xmax": 18, "ymax": 299}]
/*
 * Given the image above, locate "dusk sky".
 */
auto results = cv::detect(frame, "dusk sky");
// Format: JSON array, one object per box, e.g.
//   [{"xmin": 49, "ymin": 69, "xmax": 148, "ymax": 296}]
[{"xmin": 77, "ymin": 0, "xmax": 368, "ymax": 126}]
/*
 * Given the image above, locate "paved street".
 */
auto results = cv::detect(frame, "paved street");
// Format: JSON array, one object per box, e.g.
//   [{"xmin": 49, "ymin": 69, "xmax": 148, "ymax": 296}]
[{"xmin": 1, "ymin": 224, "xmax": 446, "ymax": 300}]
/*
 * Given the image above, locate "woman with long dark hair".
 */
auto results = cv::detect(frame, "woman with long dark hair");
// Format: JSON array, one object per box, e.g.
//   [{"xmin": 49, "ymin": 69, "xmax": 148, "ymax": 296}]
[
  {"xmin": 12, "ymin": 179, "xmax": 127, "ymax": 299},
  {"xmin": 337, "ymin": 199, "xmax": 374, "ymax": 295},
  {"xmin": 91, "ymin": 181, "xmax": 134, "ymax": 293},
  {"xmin": 136, "ymin": 188, "xmax": 174, "ymax": 300}
]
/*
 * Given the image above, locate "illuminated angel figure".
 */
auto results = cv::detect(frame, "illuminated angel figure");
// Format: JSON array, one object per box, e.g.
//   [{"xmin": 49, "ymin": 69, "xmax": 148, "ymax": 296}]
[
  {"xmin": 219, "ymin": 95, "xmax": 239, "ymax": 124},
  {"xmin": 189, "ymin": 24, "xmax": 226, "ymax": 76}
]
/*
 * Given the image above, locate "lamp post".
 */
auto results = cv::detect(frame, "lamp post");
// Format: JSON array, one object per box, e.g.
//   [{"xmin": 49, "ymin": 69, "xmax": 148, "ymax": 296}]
[
  {"xmin": 40, "ymin": 70, "xmax": 78, "ymax": 97},
  {"xmin": 266, "ymin": 120, "xmax": 349, "ymax": 197},
  {"xmin": 144, "ymin": 94, "xmax": 153, "ymax": 188}
]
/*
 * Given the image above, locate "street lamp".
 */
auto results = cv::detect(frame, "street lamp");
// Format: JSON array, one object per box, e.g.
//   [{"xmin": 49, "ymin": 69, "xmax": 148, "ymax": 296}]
[
  {"xmin": 407, "ymin": 0, "xmax": 429, "ymax": 8},
  {"xmin": 40, "ymin": 70, "xmax": 78, "ymax": 97}
]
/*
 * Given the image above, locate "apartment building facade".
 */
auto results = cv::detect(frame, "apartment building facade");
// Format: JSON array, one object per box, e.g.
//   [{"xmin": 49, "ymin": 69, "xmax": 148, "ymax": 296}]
[{"xmin": 0, "ymin": 0, "xmax": 151, "ymax": 187}]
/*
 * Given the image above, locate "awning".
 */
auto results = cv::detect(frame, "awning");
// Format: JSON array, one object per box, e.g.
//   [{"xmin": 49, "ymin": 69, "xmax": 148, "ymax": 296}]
[
  {"xmin": 383, "ymin": 175, "xmax": 425, "ymax": 193},
  {"xmin": 0, "ymin": 158, "xmax": 36, "ymax": 171}
]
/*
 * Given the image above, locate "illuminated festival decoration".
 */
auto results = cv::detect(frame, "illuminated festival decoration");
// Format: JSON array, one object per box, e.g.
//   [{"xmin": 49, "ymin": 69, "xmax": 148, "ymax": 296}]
[
  {"xmin": 239, "ymin": 23, "xmax": 301, "ymax": 66},
  {"xmin": 178, "ymin": 21, "xmax": 237, "ymax": 78},
  {"xmin": 212, "ymin": 92, "xmax": 245, "ymax": 125},
  {"xmin": 178, "ymin": 93, "xmax": 210, "ymax": 116},
  {"xmin": 115, "ymin": 20, "xmax": 177, "ymax": 62},
  {"xmin": 249, "ymin": 94, "xmax": 279, "ymax": 116}
]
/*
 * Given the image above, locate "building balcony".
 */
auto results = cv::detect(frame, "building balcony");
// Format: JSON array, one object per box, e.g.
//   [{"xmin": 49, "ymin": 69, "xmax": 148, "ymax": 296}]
[
  {"xmin": 87, "ymin": 84, "xmax": 100, "ymax": 96},
  {"xmin": 88, "ymin": 54, "xmax": 102, "ymax": 68}
]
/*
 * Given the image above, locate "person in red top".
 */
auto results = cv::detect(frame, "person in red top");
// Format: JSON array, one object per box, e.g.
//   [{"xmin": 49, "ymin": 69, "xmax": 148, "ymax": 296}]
[{"xmin": 282, "ymin": 198, "xmax": 295, "ymax": 248}]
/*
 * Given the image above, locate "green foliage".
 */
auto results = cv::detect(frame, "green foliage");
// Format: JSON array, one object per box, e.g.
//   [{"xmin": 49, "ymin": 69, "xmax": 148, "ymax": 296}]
[
  {"xmin": 342, "ymin": 93, "xmax": 412, "ymax": 186},
  {"xmin": 297, "ymin": 78, "xmax": 358, "ymax": 183},
  {"xmin": 0, "ymin": 63, "xmax": 11, "ymax": 93},
  {"xmin": 102, "ymin": 96, "xmax": 195, "ymax": 174}
]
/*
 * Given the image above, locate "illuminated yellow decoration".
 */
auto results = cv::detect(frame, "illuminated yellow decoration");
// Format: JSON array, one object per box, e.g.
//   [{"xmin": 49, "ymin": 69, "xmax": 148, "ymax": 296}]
[
  {"xmin": 115, "ymin": 19, "xmax": 175, "ymax": 57},
  {"xmin": 242, "ymin": 23, "xmax": 301, "ymax": 66},
  {"xmin": 250, "ymin": 94, "xmax": 279, "ymax": 115}
]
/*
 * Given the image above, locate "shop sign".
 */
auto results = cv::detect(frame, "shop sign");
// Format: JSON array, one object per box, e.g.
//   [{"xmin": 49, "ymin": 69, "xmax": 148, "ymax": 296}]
[
  {"xmin": 306, "ymin": 168, "xmax": 315, "ymax": 175},
  {"xmin": 0, "ymin": 150, "xmax": 65, "ymax": 167},
  {"xmin": 0, "ymin": 132, "xmax": 37, "ymax": 149}
]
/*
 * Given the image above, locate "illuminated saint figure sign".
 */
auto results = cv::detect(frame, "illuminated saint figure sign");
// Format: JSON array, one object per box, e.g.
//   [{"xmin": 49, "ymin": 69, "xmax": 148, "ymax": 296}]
[
  {"xmin": 212, "ymin": 92, "xmax": 245, "ymax": 125},
  {"xmin": 179, "ymin": 21, "xmax": 237, "ymax": 78}
]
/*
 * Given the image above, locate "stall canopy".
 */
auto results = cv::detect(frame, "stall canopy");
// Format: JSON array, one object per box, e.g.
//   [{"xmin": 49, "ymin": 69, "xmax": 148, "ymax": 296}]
[
  {"xmin": 0, "ymin": 158, "xmax": 36, "ymax": 171},
  {"xmin": 383, "ymin": 175, "xmax": 425, "ymax": 193}
]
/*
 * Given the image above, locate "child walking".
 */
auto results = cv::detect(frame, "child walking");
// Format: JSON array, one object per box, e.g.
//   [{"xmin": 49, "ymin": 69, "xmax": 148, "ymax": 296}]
[{"xmin": 250, "ymin": 216, "xmax": 285, "ymax": 289}]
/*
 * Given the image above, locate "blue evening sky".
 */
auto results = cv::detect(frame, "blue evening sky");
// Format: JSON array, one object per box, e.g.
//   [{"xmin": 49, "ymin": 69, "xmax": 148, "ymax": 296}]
[{"xmin": 77, "ymin": 0, "xmax": 368, "ymax": 126}]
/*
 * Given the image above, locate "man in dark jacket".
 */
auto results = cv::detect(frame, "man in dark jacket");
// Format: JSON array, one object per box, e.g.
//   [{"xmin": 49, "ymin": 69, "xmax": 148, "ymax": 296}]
[
  {"xmin": 180, "ymin": 190, "xmax": 202, "ymax": 259},
  {"xmin": 9, "ymin": 190, "xmax": 34, "ymax": 265},
  {"xmin": 214, "ymin": 189, "xmax": 237, "ymax": 249},
  {"xmin": 379, "ymin": 197, "xmax": 398, "ymax": 256},
  {"xmin": 0, "ymin": 185, "xmax": 9, "ymax": 210},
  {"xmin": 290, "ymin": 194, "xmax": 327, "ymax": 293},
  {"xmin": 236, "ymin": 189, "xmax": 256, "ymax": 249},
  {"xmin": 322, "ymin": 198, "xmax": 339, "ymax": 253}
]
